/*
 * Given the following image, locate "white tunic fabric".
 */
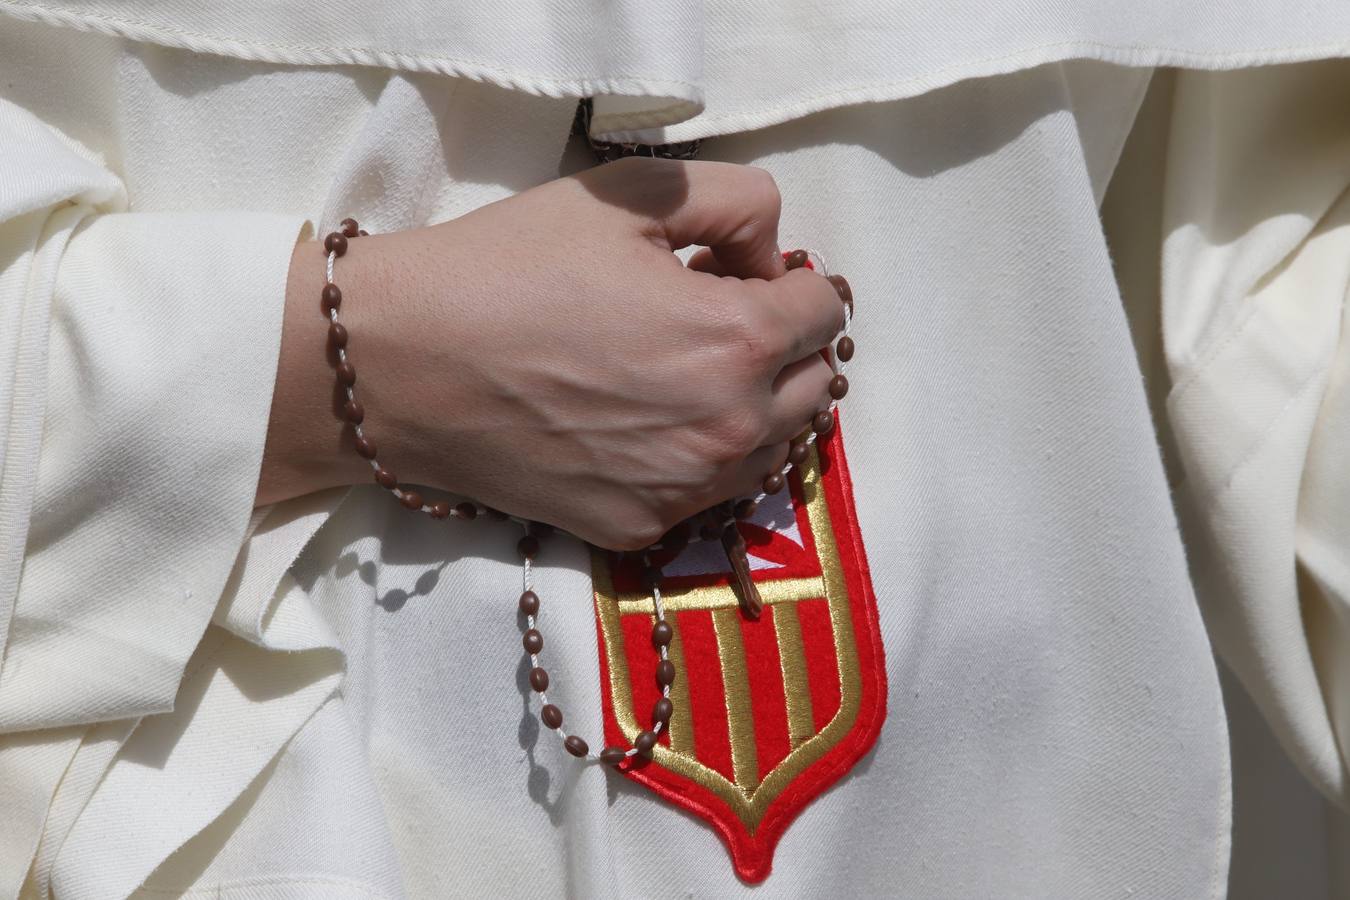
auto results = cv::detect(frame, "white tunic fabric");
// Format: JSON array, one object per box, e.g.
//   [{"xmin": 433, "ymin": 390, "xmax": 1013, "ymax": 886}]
[{"xmin": 0, "ymin": 2, "xmax": 1346, "ymax": 896}]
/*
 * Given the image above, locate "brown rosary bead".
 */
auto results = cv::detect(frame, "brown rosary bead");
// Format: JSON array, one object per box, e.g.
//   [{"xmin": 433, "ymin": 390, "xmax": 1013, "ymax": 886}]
[
  {"xmin": 321, "ymin": 283, "xmax": 342, "ymax": 313},
  {"xmin": 336, "ymin": 361, "xmax": 357, "ymax": 386},
  {"xmin": 400, "ymin": 491, "xmax": 423, "ymax": 510},
  {"xmin": 339, "ymin": 217, "xmax": 360, "ymax": 238},
  {"xmin": 634, "ymin": 730, "xmax": 659, "ymax": 755},
  {"xmin": 788, "ymin": 442, "xmax": 809, "ymax": 466},
  {"xmin": 429, "ymin": 501, "xmax": 451, "ymax": 519},
  {"xmin": 519, "ymin": 590, "xmax": 540, "ymax": 616},
  {"xmin": 827, "ymin": 274, "xmax": 853, "ymax": 311},
  {"xmin": 652, "ymin": 697, "xmax": 674, "ymax": 725},
  {"xmin": 564, "ymin": 735, "xmax": 589, "ymax": 758},
  {"xmin": 324, "ymin": 232, "xmax": 348, "ymax": 257},
  {"xmin": 600, "ymin": 747, "xmax": 628, "ymax": 766},
  {"xmin": 374, "ymin": 467, "xmax": 398, "ymax": 489},
  {"xmin": 354, "ymin": 436, "xmax": 377, "ymax": 459},
  {"xmin": 328, "ymin": 322, "xmax": 348, "ymax": 348},
  {"xmin": 836, "ymin": 336, "xmax": 855, "ymax": 362},
  {"xmin": 455, "ymin": 502, "xmax": 478, "ymax": 520},
  {"xmin": 734, "ymin": 499, "xmax": 757, "ymax": 520},
  {"xmin": 343, "ymin": 399, "xmax": 365, "ymax": 424},
  {"xmin": 541, "ymin": 704, "xmax": 563, "ymax": 729},
  {"xmin": 651, "ymin": 620, "xmax": 673, "ymax": 648},
  {"xmin": 656, "ymin": 659, "xmax": 676, "ymax": 687},
  {"xmin": 523, "ymin": 629, "xmax": 544, "ymax": 654},
  {"xmin": 763, "ymin": 472, "xmax": 785, "ymax": 495},
  {"xmin": 529, "ymin": 667, "xmax": 549, "ymax": 692},
  {"xmin": 829, "ymin": 374, "xmax": 849, "ymax": 400},
  {"xmin": 518, "ymin": 535, "xmax": 540, "ymax": 559},
  {"xmin": 784, "ymin": 249, "xmax": 810, "ymax": 270},
  {"xmin": 813, "ymin": 410, "xmax": 834, "ymax": 435}
]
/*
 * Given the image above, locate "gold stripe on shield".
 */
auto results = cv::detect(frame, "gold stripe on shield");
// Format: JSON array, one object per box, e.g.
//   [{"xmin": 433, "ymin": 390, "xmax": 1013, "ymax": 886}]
[
  {"xmin": 712, "ymin": 607, "xmax": 760, "ymax": 793},
  {"xmin": 616, "ymin": 577, "xmax": 826, "ymax": 616},
  {"xmin": 772, "ymin": 602, "xmax": 816, "ymax": 748}
]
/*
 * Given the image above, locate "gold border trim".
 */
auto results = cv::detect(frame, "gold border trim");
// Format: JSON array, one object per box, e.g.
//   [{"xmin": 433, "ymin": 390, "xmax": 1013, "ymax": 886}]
[{"xmin": 593, "ymin": 443, "xmax": 862, "ymax": 831}]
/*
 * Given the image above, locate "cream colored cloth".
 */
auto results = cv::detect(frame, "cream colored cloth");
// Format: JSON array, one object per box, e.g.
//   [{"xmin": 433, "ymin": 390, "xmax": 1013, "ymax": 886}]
[
  {"xmin": 1105, "ymin": 61, "xmax": 1350, "ymax": 898},
  {"xmin": 0, "ymin": 2, "xmax": 1345, "ymax": 897},
  {"xmin": 1162, "ymin": 64, "xmax": 1350, "ymax": 810}
]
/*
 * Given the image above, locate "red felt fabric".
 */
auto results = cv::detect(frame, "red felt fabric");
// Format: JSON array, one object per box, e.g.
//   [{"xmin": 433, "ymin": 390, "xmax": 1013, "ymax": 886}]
[{"xmin": 595, "ymin": 412, "xmax": 887, "ymax": 883}]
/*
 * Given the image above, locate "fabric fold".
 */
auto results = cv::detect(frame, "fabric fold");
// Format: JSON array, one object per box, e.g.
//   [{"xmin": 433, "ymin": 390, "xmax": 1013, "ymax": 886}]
[
  {"xmin": 49, "ymin": 627, "xmax": 344, "ymax": 899},
  {"xmin": 213, "ymin": 487, "xmax": 351, "ymax": 646},
  {"xmin": 1123, "ymin": 62, "xmax": 1350, "ymax": 807},
  {"xmin": 26, "ymin": 717, "xmax": 140, "ymax": 899},
  {"xmin": 36, "ymin": 490, "xmax": 355, "ymax": 897},
  {"xmin": 132, "ymin": 694, "xmax": 407, "ymax": 899},
  {"xmin": 0, "ymin": 0, "xmax": 705, "ymax": 137},
  {"xmin": 0, "ymin": 205, "xmax": 306, "ymax": 733},
  {"xmin": 46, "ymin": 489, "xmax": 358, "ymax": 895},
  {"xmin": 4, "ymin": 0, "xmax": 1350, "ymax": 144}
]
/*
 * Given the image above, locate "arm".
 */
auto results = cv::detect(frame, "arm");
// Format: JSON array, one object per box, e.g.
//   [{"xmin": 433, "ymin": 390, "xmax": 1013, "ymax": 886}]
[
  {"xmin": 2, "ymin": 120, "xmax": 843, "ymax": 734},
  {"xmin": 256, "ymin": 157, "xmax": 844, "ymax": 550}
]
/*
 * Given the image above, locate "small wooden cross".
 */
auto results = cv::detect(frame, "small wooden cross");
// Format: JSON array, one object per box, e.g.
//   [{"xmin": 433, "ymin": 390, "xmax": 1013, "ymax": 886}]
[{"xmin": 720, "ymin": 522, "xmax": 764, "ymax": 620}]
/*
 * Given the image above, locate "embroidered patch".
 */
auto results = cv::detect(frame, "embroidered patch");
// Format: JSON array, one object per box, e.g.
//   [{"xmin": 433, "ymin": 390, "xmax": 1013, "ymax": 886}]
[{"xmin": 591, "ymin": 414, "xmax": 886, "ymax": 882}]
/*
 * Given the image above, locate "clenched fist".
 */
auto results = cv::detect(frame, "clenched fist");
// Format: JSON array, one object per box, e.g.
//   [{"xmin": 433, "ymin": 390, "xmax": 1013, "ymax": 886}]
[{"xmin": 261, "ymin": 157, "xmax": 843, "ymax": 550}]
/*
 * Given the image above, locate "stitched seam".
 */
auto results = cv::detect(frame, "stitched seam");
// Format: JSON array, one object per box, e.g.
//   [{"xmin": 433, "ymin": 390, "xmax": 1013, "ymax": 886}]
[
  {"xmin": 1167, "ymin": 292, "xmax": 1268, "ymax": 405},
  {"xmin": 8, "ymin": 0, "xmax": 1350, "ymax": 110},
  {"xmin": 615, "ymin": 40, "xmax": 1350, "ymax": 135},
  {"xmin": 1188, "ymin": 358, "xmax": 1329, "ymax": 508},
  {"xmin": 133, "ymin": 873, "xmax": 391, "ymax": 897},
  {"xmin": 590, "ymin": 100, "xmax": 699, "ymax": 132},
  {"xmin": 0, "ymin": 1, "xmax": 703, "ymax": 88}
]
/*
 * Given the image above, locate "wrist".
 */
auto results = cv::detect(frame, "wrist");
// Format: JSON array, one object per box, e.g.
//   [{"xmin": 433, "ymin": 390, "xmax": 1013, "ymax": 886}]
[{"xmin": 256, "ymin": 236, "xmax": 370, "ymax": 505}]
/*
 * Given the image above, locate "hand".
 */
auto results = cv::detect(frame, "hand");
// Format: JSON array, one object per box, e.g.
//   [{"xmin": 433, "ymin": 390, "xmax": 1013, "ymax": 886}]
[{"xmin": 260, "ymin": 157, "xmax": 844, "ymax": 550}]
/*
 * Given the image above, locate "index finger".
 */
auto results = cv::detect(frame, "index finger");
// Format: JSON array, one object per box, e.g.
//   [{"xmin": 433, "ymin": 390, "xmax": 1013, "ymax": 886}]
[
  {"xmin": 646, "ymin": 159, "xmax": 788, "ymax": 281},
  {"xmin": 743, "ymin": 268, "xmax": 847, "ymax": 367}
]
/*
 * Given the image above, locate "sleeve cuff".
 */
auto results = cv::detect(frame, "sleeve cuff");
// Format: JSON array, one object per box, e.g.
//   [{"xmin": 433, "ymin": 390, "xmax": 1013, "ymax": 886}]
[{"xmin": 0, "ymin": 210, "xmax": 309, "ymax": 731}]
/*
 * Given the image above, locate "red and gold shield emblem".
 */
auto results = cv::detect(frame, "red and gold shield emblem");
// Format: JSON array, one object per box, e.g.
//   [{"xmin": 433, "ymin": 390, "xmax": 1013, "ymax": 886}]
[{"xmin": 591, "ymin": 415, "xmax": 886, "ymax": 882}]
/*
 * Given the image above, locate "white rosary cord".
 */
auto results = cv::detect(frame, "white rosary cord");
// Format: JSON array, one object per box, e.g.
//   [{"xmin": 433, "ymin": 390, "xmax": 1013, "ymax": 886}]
[{"xmin": 329, "ymin": 237, "xmax": 849, "ymax": 765}]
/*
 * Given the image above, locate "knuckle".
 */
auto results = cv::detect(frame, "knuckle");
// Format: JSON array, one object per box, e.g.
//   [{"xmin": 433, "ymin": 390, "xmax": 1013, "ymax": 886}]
[
  {"xmin": 707, "ymin": 407, "xmax": 765, "ymax": 461},
  {"xmin": 744, "ymin": 166, "xmax": 782, "ymax": 212},
  {"xmin": 721, "ymin": 302, "xmax": 780, "ymax": 369}
]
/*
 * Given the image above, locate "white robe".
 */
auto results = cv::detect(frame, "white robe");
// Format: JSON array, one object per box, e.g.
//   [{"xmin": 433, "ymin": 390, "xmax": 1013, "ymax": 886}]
[{"xmin": 0, "ymin": 2, "xmax": 1347, "ymax": 896}]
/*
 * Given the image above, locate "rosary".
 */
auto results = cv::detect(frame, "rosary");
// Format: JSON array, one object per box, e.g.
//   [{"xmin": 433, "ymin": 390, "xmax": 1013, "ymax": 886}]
[
  {"xmin": 316, "ymin": 113, "xmax": 855, "ymax": 766},
  {"xmin": 318, "ymin": 223, "xmax": 855, "ymax": 765}
]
